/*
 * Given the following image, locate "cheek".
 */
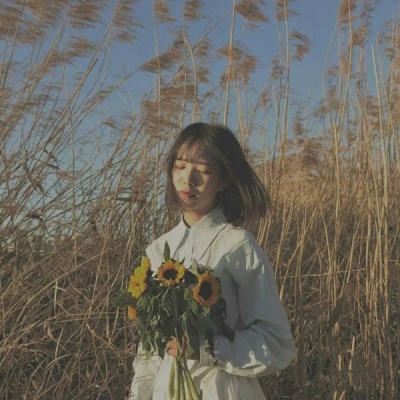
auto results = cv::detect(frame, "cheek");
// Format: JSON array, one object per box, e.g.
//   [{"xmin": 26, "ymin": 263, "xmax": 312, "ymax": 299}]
[
  {"xmin": 210, "ymin": 176, "xmax": 224, "ymax": 191},
  {"xmin": 172, "ymin": 169, "xmax": 180, "ymax": 187}
]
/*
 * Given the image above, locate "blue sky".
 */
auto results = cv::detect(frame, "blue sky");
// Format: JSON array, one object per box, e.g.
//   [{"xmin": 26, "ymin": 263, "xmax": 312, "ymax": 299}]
[
  {"xmin": 1, "ymin": 0, "xmax": 398, "ymax": 231},
  {"xmin": 3, "ymin": 0, "xmax": 398, "ymax": 152},
  {"xmin": 99, "ymin": 0, "xmax": 399, "ymax": 133},
  {"xmin": 2, "ymin": 0, "xmax": 398, "ymax": 135}
]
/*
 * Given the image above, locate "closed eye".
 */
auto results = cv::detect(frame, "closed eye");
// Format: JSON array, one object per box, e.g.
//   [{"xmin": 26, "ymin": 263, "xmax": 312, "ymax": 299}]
[
  {"xmin": 174, "ymin": 162, "xmax": 186, "ymax": 169},
  {"xmin": 175, "ymin": 158, "xmax": 213, "ymax": 174}
]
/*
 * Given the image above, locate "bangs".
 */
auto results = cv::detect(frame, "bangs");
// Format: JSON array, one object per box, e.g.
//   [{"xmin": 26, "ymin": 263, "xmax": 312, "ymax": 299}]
[{"xmin": 175, "ymin": 136, "xmax": 216, "ymax": 165}]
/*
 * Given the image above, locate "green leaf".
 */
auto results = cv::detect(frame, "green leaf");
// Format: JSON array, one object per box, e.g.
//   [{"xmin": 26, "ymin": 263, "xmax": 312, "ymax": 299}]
[
  {"xmin": 189, "ymin": 298, "xmax": 199, "ymax": 315},
  {"xmin": 187, "ymin": 261, "xmax": 200, "ymax": 278},
  {"xmin": 112, "ymin": 290, "xmax": 136, "ymax": 308},
  {"xmin": 187, "ymin": 261, "xmax": 213, "ymax": 278},
  {"xmin": 183, "ymin": 287, "xmax": 192, "ymax": 301},
  {"xmin": 163, "ymin": 241, "xmax": 171, "ymax": 261},
  {"xmin": 194, "ymin": 314, "xmax": 218, "ymax": 334},
  {"xmin": 183, "ymin": 270, "xmax": 198, "ymax": 285},
  {"xmin": 197, "ymin": 263, "xmax": 212, "ymax": 274},
  {"xmin": 184, "ymin": 318, "xmax": 200, "ymax": 359}
]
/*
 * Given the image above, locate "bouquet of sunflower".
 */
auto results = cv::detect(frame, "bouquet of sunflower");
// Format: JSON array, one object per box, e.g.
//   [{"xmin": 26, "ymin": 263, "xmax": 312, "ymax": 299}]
[{"xmin": 115, "ymin": 242, "xmax": 233, "ymax": 400}]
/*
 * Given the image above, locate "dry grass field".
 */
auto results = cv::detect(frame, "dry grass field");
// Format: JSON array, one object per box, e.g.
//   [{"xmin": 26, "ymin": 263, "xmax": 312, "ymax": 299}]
[{"xmin": 0, "ymin": 1, "xmax": 399, "ymax": 399}]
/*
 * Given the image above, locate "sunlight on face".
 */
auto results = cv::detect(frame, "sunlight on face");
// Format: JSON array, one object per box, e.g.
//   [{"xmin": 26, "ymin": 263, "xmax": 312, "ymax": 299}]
[{"xmin": 172, "ymin": 145, "xmax": 225, "ymax": 225}]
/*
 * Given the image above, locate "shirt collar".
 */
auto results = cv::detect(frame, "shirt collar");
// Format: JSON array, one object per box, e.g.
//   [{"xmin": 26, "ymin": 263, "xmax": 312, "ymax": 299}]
[{"xmin": 171, "ymin": 206, "xmax": 228, "ymax": 262}]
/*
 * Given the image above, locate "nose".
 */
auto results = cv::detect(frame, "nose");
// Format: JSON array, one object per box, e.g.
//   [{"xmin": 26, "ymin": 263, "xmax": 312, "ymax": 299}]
[{"xmin": 183, "ymin": 167, "xmax": 197, "ymax": 188}]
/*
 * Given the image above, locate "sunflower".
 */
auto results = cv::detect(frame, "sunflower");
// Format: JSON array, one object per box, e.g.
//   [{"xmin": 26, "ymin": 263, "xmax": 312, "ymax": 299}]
[
  {"xmin": 133, "ymin": 257, "xmax": 151, "ymax": 282},
  {"xmin": 157, "ymin": 259, "xmax": 186, "ymax": 286},
  {"xmin": 128, "ymin": 275, "xmax": 147, "ymax": 298},
  {"xmin": 193, "ymin": 273, "xmax": 220, "ymax": 307},
  {"xmin": 127, "ymin": 305, "xmax": 137, "ymax": 320}
]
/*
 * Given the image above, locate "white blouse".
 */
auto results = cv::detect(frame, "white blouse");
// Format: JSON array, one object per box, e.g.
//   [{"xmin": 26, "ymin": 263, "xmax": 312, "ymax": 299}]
[{"xmin": 128, "ymin": 207, "xmax": 296, "ymax": 400}]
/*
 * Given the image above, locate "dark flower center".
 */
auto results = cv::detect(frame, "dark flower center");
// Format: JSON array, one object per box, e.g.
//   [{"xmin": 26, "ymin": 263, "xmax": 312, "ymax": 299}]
[
  {"xmin": 199, "ymin": 282, "xmax": 212, "ymax": 300},
  {"xmin": 163, "ymin": 269, "xmax": 178, "ymax": 280}
]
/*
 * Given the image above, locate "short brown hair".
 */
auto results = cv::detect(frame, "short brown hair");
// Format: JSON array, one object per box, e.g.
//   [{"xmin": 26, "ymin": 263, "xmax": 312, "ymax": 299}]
[{"xmin": 165, "ymin": 123, "xmax": 270, "ymax": 226}]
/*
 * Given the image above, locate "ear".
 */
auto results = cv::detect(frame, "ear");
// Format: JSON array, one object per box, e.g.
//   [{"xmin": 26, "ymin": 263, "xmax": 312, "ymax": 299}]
[{"xmin": 218, "ymin": 178, "xmax": 229, "ymax": 192}]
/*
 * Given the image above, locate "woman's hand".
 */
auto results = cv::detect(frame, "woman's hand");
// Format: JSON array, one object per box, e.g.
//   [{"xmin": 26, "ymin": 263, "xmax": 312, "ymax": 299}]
[
  {"xmin": 165, "ymin": 336, "xmax": 199, "ymax": 360},
  {"xmin": 165, "ymin": 337, "xmax": 183, "ymax": 358}
]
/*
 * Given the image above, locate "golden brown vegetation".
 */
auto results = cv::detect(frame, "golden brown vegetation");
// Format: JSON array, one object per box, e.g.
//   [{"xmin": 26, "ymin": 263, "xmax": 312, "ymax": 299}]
[{"xmin": 0, "ymin": 0, "xmax": 399, "ymax": 399}]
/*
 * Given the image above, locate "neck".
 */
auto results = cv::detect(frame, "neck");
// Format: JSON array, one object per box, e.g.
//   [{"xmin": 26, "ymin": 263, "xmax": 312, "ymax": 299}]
[
  {"xmin": 182, "ymin": 205, "xmax": 218, "ymax": 228},
  {"xmin": 182, "ymin": 211, "xmax": 203, "ymax": 228}
]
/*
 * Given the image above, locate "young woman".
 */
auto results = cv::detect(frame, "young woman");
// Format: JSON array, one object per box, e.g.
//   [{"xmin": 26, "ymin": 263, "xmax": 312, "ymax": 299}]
[{"xmin": 129, "ymin": 123, "xmax": 296, "ymax": 400}]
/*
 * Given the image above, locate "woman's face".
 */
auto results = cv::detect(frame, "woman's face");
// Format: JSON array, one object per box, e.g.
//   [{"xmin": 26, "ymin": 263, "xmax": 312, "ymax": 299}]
[{"xmin": 172, "ymin": 146, "xmax": 226, "ymax": 223}]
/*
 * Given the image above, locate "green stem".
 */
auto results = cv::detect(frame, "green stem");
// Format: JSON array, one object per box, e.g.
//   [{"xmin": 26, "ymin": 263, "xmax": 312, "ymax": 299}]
[
  {"xmin": 168, "ymin": 287, "xmax": 201, "ymax": 399},
  {"xmin": 169, "ymin": 358, "xmax": 176, "ymax": 399},
  {"xmin": 171, "ymin": 287, "xmax": 183, "ymax": 356}
]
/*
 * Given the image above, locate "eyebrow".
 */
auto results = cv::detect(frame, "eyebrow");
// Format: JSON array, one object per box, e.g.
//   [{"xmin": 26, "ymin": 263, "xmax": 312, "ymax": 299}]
[{"xmin": 175, "ymin": 156, "xmax": 213, "ymax": 167}]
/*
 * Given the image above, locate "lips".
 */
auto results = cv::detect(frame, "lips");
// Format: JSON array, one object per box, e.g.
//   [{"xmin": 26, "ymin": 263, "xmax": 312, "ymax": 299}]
[{"xmin": 179, "ymin": 190, "xmax": 195, "ymax": 200}]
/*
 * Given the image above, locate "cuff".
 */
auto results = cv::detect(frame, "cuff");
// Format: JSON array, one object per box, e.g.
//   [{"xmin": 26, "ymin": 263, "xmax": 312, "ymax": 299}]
[
  {"xmin": 198, "ymin": 333, "xmax": 217, "ymax": 367},
  {"xmin": 213, "ymin": 334, "xmax": 229, "ymax": 361}
]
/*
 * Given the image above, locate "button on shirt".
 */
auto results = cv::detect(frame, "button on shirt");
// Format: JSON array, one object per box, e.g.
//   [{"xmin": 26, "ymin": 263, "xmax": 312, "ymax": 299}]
[{"xmin": 129, "ymin": 206, "xmax": 296, "ymax": 400}]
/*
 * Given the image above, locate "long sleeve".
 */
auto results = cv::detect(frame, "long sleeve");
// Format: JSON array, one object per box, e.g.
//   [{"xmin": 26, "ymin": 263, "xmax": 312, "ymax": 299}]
[
  {"xmin": 129, "ymin": 208, "xmax": 295, "ymax": 399},
  {"xmin": 211, "ymin": 236, "xmax": 296, "ymax": 377}
]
